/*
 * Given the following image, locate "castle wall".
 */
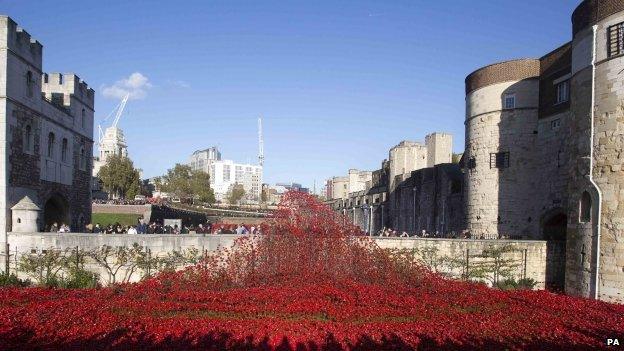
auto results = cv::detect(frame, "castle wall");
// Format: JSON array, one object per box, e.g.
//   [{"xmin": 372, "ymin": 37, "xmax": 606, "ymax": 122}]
[
  {"xmin": 464, "ymin": 74, "xmax": 541, "ymax": 238},
  {"xmin": 566, "ymin": 6, "xmax": 624, "ymax": 302},
  {"xmin": 1, "ymin": 233, "xmax": 565, "ymax": 288},
  {"xmin": 0, "ymin": 17, "xmax": 94, "ymax": 234}
]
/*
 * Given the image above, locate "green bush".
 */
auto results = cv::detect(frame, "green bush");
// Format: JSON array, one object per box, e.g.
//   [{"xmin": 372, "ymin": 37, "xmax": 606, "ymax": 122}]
[
  {"xmin": 495, "ymin": 277, "xmax": 537, "ymax": 290},
  {"xmin": 63, "ymin": 268, "xmax": 100, "ymax": 289},
  {"xmin": 495, "ymin": 278, "xmax": 518, "ymax": 290},
  {"xmin": 0, "ymin": 272, "xmax": 31, "ymax": 287},
  {"xmin": 517, "ymin": 278, "xmax": 537, "ymax": 289}
]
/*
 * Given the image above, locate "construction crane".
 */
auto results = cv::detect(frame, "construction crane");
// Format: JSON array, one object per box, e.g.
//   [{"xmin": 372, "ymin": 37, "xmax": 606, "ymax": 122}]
[
  {"xmin": 97, "ymin": 93, "xmax": 129, "ymax": 144},
  {"xmin": 258, "ymin": 116, "xmax": 264, "ymax": 166}
]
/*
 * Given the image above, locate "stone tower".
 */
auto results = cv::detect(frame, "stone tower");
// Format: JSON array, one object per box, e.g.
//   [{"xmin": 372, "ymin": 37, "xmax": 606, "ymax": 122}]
[
  {"xmin": 0, "ymin": 16, "xmax": 94, "ymax": 234},
  {"xmin": 566, "ymin": 0, "xmax": 624, "ymax": 302},
  {"xmin": 462, "ymin": 0, "xmax": 624, "ymax": 302},
  {"xmin": 425, "ymin": 132, "xmax": 453, "ymax": 168},
  {"xmin": 464, "ymin": 59, "xmax": 541, "ymax": 238}
]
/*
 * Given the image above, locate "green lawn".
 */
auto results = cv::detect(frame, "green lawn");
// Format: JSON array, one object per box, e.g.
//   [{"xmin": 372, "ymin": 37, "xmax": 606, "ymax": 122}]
[{"xmin": 91, "ymin": 213, "xmax": 141, "ymax": 227}]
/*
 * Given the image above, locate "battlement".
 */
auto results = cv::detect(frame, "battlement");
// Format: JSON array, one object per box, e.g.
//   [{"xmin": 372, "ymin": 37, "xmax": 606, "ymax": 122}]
[
  {"xmin": 42, "ymin": 73, "xmax": 95, "ymax": 109},
  {"xmin": 0, "ymin": 16, "xmax": 43, "ymax": 69},
  {"xmin": 391, "ymin": 140, "xmax": 425, "ymax": 150}
]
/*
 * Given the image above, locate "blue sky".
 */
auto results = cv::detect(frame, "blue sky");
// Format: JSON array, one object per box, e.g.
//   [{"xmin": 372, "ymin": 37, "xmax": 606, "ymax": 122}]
[{"xmin": 1, "ymin": 0, "xmax": 580, "ymax": 190}]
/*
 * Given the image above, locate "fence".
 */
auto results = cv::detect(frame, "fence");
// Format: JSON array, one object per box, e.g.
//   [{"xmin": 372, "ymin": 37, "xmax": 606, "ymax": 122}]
[
  {"xmin": 373, "ymin": 237, "xmax": 566, "ymax": 289},
  {"xmin": 2, "ymin": 241, "xmax": 211, "ymax": 285}
]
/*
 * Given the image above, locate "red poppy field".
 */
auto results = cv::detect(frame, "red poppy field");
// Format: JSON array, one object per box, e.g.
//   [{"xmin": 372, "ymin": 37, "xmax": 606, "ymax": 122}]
[{"xmin": 0, "ymin": 192, "xmax": 622, "ymax": 350}]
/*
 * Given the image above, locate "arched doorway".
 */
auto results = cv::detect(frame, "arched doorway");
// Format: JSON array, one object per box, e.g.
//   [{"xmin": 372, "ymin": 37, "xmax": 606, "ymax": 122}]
[
  {"xmin": 43, "ymin": 194, "xmax": 69, "ymax": 231},
  {"xmin": 541, "ymin": 209, "xmax": 567, "ymax": 291},
  {"xmin": 543, "ymin": 212, "xmax": 567, "ymax": 241}
]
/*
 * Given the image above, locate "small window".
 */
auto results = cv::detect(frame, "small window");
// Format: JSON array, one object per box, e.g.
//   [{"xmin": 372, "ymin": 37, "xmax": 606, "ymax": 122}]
[
  {"xmin": 489, "ymin": 152, "xmax": 510, "ymax": 169},
  {"xmin": 504, "ymin": 94, "xmax": 515, "ymax": 109},
  {"xmin": 61, "ymin": 138, "xmax": 68, "ymax": 162},
  {"xmin": 551, "ymin": 119, "xmax": 561, "ymax": 130},
  {"xmin": 467, "ymin": 157, "xmax": 477, "ymax": 169},
  {"xmin": 607, "ymin": 22, "xmax": 624, "ymax": 58},
  {"xmin": 579, "ymin": 191, "xmax": 592, "ymax": 223},
  {"xmin": 81, "ymin": 109, "xmax": 86, "ymax": 129},
  {"xmin": 80, "ymin": 147, "xmax": 86, "ymax": 170},
  {"xmin": 23, "ymin": 125, "xmax": 32, "ymax": 152},
  {"xmin": 26, "ymin": 71, "xmax": 34, "ymax": 97},
  {"xmin": 47, "ymin": 132, "xmax": 55, "ymax": 158},
  {"xmin": 555, "ymin": 81, "xmax": 569, "ymax": 104},
  {"xmin": 557, "ymin": 150, "xmax": 565, "ymax": 168}
]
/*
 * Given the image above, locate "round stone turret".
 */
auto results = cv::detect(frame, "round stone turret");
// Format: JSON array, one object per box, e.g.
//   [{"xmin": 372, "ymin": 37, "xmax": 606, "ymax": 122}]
[{"xmin": 464, "ymin": 59, "xmax": 540, "ymax": 238}]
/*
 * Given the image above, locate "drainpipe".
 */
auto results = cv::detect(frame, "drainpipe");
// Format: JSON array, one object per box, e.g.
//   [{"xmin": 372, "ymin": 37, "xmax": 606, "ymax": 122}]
[{"xmin": 589, "ymin": 25, "xmax": 603, "ymax": 300}]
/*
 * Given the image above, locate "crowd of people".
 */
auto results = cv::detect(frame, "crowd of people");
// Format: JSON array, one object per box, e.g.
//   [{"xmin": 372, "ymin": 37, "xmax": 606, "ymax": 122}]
[
  {"xmin": 74, "ymin": 219, "xmax": 262, "ymax": 236},
  {"xmin": 375, "ymin": 227, "xmax": 473, "ymax": 239},
  {"xmin": 374, "ymin": 228, "xmax": 513, "ymax": 240},
  {"xmin": 92, "ymin": 199, "xmax": 151, "ymax": 206}
]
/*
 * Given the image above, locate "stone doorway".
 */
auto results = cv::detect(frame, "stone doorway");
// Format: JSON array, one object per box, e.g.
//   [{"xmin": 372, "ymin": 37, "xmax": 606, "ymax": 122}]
[
  {"xmin": 542, "ymin": 209, "xmax": 567, "ymax": 291},
  {"xmin": 543, "ymin": 211, "xmax": 567, "ymax": 241},
  {"xmin": 43, "ymin": 194, "xmax": 69, "ymax": 231}
]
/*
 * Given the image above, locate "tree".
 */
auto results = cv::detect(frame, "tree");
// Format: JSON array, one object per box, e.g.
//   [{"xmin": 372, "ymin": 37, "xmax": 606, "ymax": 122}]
[
  {"xmin": 98, "ymin": 154, "xmax": 141, "ymax": 199},
  {"xmin": 452, "ymin": 153, "xmax": 463, "ymax": 164},
  {"xmin": 227, "ymin": 183, "xmax": 246, "ymax": 205},
  {"xmin": 161, "ymin": 164, "xmax": 215, "ymax": 204}
]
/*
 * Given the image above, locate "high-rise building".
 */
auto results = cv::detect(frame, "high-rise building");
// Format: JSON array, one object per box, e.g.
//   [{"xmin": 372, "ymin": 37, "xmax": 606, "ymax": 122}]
[
  {"xmin": 209, "ymin": 160, "xmax": 262, "ymax": 202},
  {"xmin": 188, "ymin": 147, "xmax": 221, "ymax": 173}
]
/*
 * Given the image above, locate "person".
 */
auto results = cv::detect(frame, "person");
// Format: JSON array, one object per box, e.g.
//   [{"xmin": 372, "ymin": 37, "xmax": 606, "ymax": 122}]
[
  {"xmin": 205, "ymin": 221, "xmax": 212, "ymax": 233},
  {"xmin": 127, "ymin": 226, "xmax": 137, "ymax": 235},
  {"xmin": 137, "ymin": 218, "xmax": 147, "ymax": 234},
  {"xmin": 93, "ymin": 223, "xmax": 102, "ymax": 234},
  {"xmin": 181, "ymin": 225, "xmax": 189, "ymax": 234},
  {"xmin": 173, "ymin": 224, "xmax": 180, "ymax": 235},
  {"xmin": 58, "ymin": 223, "xmax": 69, "ymax": 233},
  {"xmin": 49, "ymin": 222, "xmax": 58, "ymax": 233},
  {"xmin": 105, "ymin": 225, "xmax": 113, "ymax": 234},
  {"xmin": 235, "ymin": 224, "xmax": 244, "ymax": 235},
  {"xmin": 250, "ymin": 226, "xmax": 256, "ymax": 235},
  {"xmin": 197, "ymin": 223, "xmax": 205, "ymax": 235},
  {"xmin": 400, "ymin": 231, "xmax": 409, "ymax": 237},
  {"xmin": 85, "ymin": 223, "xmax": 93, "ymax": 233},
  {"xmin": 155, "ymin": 224, "xmax": 164, "ymax": 234}
]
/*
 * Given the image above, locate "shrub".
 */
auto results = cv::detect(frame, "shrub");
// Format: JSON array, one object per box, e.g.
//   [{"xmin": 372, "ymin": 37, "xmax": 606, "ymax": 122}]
[
  {"xmin": 63, "ymin": 268, "xmax": 100, "ymax": 289},
  {"xmin": 0, "ymin": 272, "xmax": 30, "ymax": 287},
  {"xmin": 517, "ymin": 277, "xmax": 537, "ymax": 289}
]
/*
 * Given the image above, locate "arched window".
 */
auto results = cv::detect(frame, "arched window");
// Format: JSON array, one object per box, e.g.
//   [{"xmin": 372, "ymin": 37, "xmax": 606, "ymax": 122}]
[
  {"xmin": 47, "ymin": 132, "xmax": 55, "ymax": 158},
  {"xmin": 61, "ymin": 138, "xmax": 68, "ymax": 162},
  {"xmin": 26, "ymin": 71, "xmax": 34, "ymax": 97},
  {"xmin": 81, "ymin": 109, "xmax": 86, "ymax": 129},
  {"xmin": 580, "ymin": 191, "xmax": 592, "ymax": 223},
  {"xmin": 23, "ymin": 124, "xmax": 32, "ymax": 152}
]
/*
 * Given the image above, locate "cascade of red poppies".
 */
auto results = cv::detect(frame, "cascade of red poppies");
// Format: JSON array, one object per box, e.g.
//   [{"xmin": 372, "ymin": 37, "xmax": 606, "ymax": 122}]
[{"xmin": 151, "ymin": 191, "xmax": 431, "ymax": 291}]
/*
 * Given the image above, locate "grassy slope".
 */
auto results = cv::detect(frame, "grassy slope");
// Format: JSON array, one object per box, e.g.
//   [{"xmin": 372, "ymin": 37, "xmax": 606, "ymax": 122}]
[{"xmin": 91, "ymin": 213, "xmax": 140, "ymax": 226}]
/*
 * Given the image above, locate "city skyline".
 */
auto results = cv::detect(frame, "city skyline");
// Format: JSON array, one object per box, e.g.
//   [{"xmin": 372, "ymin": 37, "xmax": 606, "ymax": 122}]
[{"xmin": 1, "ymin": 0, "xmax": 580, "ymax": 189}]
